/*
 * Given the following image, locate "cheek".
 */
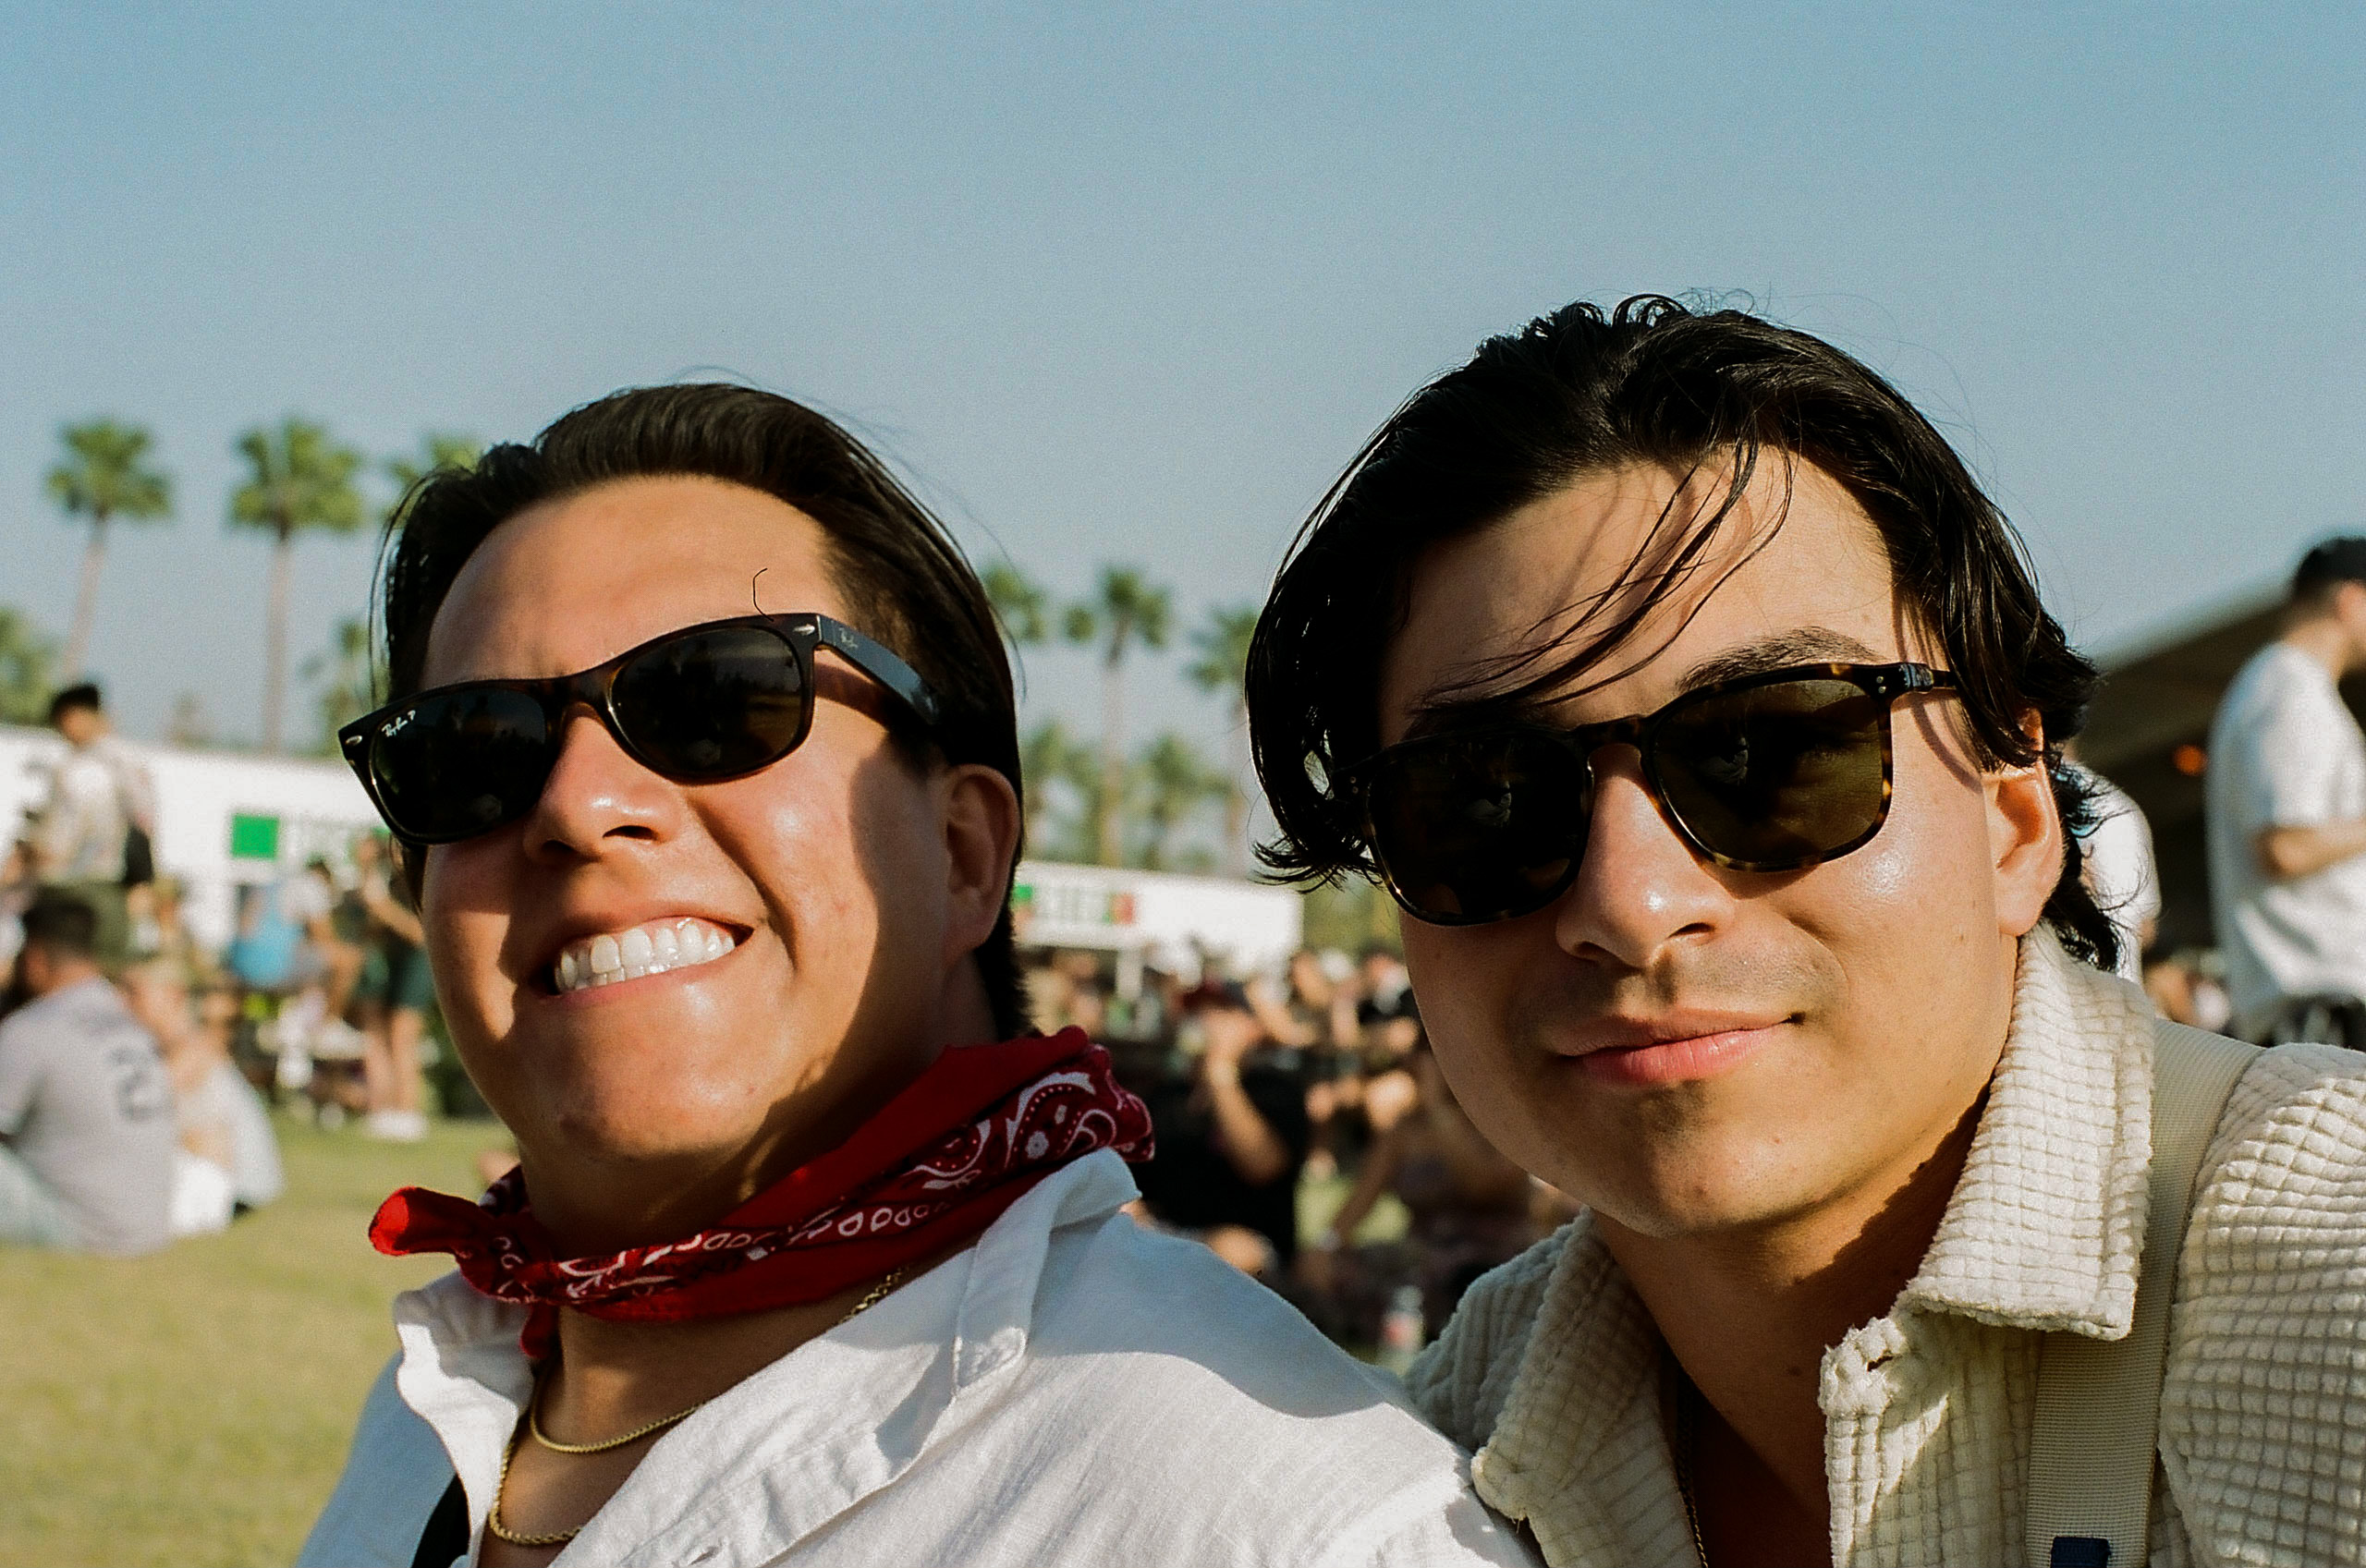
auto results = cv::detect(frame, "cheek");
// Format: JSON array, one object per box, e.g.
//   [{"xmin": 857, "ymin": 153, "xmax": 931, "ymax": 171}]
[
  {"xmin": 722, "ymin": 777, "xmax": 867, "ymax": 952},
  {"xmin": 1784, "ymin": 737, "xmax": 2001, "ymax": 983},
  {"xmin": 713, "ymin": 748, "xmax": 940, "ymax": 973},
  {"xmin": 418, "ymin": 843, "xmax": 518, "ymax": 1039},
  {"xmin": 1400, "ymin": 920, "xmax": 1526, "ymax": 1070}
]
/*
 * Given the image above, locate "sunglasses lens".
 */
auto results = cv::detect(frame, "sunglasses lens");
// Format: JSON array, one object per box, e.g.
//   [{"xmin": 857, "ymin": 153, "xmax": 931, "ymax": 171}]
[
  {"xmin": 370, "ymin": 687, "xmax": 556, "ymax": 843},
  {"xmin": 1367, "ymin": 731, "xmax": 1590, "ymax": 924},
  {"xmin": 611, "ymin": 626, "xmax": 809, "ymax": 779},
  {"xmin": 1652, "ymin": 679, "xmax": 1887, "ymax": 867}
]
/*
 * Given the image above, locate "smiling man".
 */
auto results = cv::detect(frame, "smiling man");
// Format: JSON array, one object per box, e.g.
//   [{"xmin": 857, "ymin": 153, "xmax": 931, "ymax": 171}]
[
  {"xmin": 1244, "ymin": 298, "xmax": 2366, "ymax": 1566},
  {"xmin": 296, "ymin": 385, "xmax": 1532, "ymax": 1568}
]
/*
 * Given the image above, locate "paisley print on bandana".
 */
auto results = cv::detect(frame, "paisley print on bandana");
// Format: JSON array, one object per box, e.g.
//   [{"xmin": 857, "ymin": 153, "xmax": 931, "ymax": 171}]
[{"xmin": 370, "ymin": 1029, "xmax": 1152, "ymax": 1354}]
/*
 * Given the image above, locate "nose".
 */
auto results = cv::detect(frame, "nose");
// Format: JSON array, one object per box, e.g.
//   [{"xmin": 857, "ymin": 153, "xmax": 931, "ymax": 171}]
[
  {"xmin": 1551, "ymin": 746, "xmax": 1736, "ymax": 969},
  {"xmin": 518, "ymin": 709, "xmax": 684, "ymax": 866}
]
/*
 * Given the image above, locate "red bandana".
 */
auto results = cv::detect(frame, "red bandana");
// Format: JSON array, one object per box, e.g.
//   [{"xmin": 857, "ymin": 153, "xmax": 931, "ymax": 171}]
[{"xmin": 370, "ymin": 1028, "xmax": 1153, "ymax": 1355}]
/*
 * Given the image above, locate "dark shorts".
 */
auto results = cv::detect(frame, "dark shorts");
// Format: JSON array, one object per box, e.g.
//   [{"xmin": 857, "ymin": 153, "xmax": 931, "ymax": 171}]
[{"xmin": 357, "ymin": 942, "xmax": 434, "ymax": 1012}]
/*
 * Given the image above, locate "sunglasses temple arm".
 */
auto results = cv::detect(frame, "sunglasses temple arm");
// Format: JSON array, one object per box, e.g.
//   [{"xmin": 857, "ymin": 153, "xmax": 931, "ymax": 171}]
[{"xmin": 811, "ymin": 617, "xmax": 944, "ymax": 728}]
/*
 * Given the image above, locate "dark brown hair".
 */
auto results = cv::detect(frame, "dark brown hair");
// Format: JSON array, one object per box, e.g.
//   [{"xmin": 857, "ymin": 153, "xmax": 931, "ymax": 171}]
[
  {"xmin": 376, "ymin": 383, "xmax": 1029, "ymax": 1035},
  {"xmin": 1245, "ymin": 296, "xmax": 2117, "ymax": 969}
]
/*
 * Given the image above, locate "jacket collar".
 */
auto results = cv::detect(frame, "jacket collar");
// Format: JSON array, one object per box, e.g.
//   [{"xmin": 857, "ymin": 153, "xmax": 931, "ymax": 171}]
[{"xmin": 1898, "ymin": 926, "xmax": 2155, "ymax": 1339}]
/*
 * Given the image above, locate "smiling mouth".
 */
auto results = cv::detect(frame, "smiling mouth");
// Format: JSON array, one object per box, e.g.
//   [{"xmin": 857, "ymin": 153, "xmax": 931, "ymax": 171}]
[{"xmin": 551, "ymin": 918, "xmax": 739, "ymax": 995}]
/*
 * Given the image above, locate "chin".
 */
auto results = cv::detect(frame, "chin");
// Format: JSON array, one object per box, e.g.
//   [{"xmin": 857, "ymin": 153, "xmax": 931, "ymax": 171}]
[
  {"xmin": 543, "ymin": 1088, "xmax": 766, "ymax": 1167},
  {"xmin": 1598, "ymin": 1142, "xmax": 1835, "ymax": 1239},
  {"xmin": 481, "ymin": 1042, "xmax": 780, "ymax": 1166}
]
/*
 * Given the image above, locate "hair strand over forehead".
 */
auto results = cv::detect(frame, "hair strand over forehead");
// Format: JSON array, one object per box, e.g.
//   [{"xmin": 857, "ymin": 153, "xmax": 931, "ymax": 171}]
[{"xmin": 1244, "ymin": 296, "xmax": 2117, "ymax": 970}]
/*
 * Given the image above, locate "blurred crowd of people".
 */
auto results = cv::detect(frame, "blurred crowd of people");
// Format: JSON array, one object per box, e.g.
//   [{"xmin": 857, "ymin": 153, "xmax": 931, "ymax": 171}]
[
  {"xmin": 1028, "ymin": 942, "xmax": 1576, "ymax": 1357},
  {"xmin": 0, "ymin": 684, "xmax": 433, "ymax": 1258}
]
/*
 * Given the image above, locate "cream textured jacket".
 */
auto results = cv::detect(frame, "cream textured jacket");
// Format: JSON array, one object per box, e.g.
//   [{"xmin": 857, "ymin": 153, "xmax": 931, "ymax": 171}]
[{"xmin": 1406, "ymin": 930, "xmax": 2366, "ymax": 1567}]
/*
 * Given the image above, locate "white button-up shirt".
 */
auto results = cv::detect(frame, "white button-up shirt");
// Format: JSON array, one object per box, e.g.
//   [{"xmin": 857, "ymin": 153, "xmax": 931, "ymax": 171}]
[{"xmin": 299, "ymin": 1149, "xmax": 1536, "ymax": 1568}]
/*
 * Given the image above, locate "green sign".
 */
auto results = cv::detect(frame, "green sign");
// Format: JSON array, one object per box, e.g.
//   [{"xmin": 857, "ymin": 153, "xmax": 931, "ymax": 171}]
[{"xmin": 228, "ymin": 813, "xmax": 280, "ymax": 860}]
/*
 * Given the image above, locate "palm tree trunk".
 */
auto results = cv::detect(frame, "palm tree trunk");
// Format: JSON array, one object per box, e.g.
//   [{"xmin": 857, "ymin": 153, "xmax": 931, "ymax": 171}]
[
  {"xmin": 1098, "ymin": 649, "xmax": 1126, "ymax": 866},
  {"xmin": 262, "ymin": 524, "xmax": 294, "ymax": 753},
  {"xmin": 63, "ymin": 514, "xmax": 109, "ymax": 678}
]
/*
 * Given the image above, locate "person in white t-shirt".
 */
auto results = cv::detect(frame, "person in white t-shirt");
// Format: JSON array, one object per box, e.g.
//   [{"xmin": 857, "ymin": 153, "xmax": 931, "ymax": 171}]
[
  {"xmin": 31, "ymin": 684, "xmax": 153, "ymax": 967},
  {"xmin": 2206, "ymin": 537, "xmax": 2366, "ymax": 1043}
]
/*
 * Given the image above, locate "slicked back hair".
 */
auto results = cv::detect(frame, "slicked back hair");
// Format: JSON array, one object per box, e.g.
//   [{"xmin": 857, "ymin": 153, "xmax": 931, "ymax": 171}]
[
  {"xmin": 1245, "ymin": 296, "xmax": 2118, "ymax": 970},
  {"xmin": 375, "ymin": 383, "xmax": 1029, "ymax": 1038}
]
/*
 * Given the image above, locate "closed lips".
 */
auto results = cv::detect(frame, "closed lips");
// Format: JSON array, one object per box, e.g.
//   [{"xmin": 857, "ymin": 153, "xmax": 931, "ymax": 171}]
[{"xmin": 554, "ymin": 918, "xmax": 738, "ymax": 994}]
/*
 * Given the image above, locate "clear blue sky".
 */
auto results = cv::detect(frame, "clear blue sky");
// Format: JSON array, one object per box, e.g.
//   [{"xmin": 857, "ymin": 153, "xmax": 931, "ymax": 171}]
[{"xmin": 5, "ymin": 1, "xmax": 2360, "ymax": 769}]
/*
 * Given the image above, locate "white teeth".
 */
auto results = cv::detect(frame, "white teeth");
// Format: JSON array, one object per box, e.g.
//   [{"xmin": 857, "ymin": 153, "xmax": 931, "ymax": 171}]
[{"xmin": 552, "ymin": 918, "xmax": 738, "ymax": 994}]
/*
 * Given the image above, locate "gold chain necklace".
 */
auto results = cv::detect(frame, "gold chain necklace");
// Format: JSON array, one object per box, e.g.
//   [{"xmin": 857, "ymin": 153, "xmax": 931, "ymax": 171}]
[
  {"xmin": 486, "ymin": 1268, "xmax": 908, "ymax": 1549},
  {"xmin": 1672, "ymin": 1362, "xmax": 1710, "ymax": 1568},
  {"xmin": 529, "ymin": 1383, "xmax": 704, "ymax": 1456}
]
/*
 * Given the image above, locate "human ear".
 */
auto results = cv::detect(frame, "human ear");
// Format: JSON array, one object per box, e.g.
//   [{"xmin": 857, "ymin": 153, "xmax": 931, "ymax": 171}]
[
  {"xmin": 939, "ymin": 763, "xmax": 1023, "ymax": 964},
  {"xmin": 1986, "ymin": 722, "xmax": 2063, "ymax": 940}
]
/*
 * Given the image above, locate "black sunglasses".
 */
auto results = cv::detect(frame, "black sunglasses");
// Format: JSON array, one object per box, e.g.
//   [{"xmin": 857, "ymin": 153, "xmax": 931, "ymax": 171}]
[
  {"xmin": 1349, "ymin": 662, "xmax": 1957, "ymax": 927},
  {"xmin": 338, "ymin": 614, "xmax": 942, "ymax": 845}
]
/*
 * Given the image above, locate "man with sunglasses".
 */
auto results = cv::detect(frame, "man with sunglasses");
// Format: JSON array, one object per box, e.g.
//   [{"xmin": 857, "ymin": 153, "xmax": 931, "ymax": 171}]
[
  {"xmin": 1244, "ymin": 298, "xmax": 2366, "ymax": 1566},
  {"xmin": 298, "ymin": 386, "xmax": 1531, "ymax": 1568}
]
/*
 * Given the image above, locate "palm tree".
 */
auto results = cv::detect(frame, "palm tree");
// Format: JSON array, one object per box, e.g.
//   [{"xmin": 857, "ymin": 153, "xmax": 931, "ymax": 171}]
[
  {"xmin": 982, "ymin": 562, "xmax": 1050, "ymax": 647},
  {"xmin": 1187, "ymin": 604, "xmax": 1260, "ymax": 876},
  {"xmin": 1132, "ymin": 732, "xmax": 1226, "ymax": 871},
  {"xmin": 384, "ymin": 432, "xmax": 483, "ymax": 517},
  {"xmin": 1063, "ymin": 566, "xmax": 1172, "ymax": 866},
  {"xmin": 1020, "ymin": 718, "xmax": 1100, "ymax": 861},
  {"xmin": 230, "ymin": 418, "xmax": 365, "ymax": 753},
  {"xmin": 45, "ymin": 420, "xmax": 172, "ymax": 678},
  {"xmin": 0, "ymin": 606, "xmax": 57, "ymax": 725}
]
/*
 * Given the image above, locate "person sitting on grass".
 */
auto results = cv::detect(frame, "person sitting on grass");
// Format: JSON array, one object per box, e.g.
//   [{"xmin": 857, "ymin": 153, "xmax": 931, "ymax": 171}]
[
  {"xmin": 299, "ymin": 385, "xmax": 1531, "ymax": 1568},
  {"xmin": 0, "ymin": 891, "xmax": 175, "ymax": 1256},
  {"xmin": 120, "ymin": 958, "xmax": 284, "ymax": 1230}
]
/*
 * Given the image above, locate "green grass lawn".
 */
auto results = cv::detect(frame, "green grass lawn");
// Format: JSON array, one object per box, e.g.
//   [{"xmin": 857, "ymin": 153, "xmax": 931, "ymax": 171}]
[
  {"xmin": 0, "ymin": 1122, "xmax": 1403, "ymax": 1566},
  {"xmin": 0, "ymin": 1114, "xmax": 498, "ymax": 1568}
]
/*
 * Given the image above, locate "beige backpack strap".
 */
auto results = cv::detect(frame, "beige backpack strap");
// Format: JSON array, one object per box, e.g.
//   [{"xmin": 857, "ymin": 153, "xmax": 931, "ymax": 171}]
[{"xmin": 2024, "ymin": 1022, "xmax": 2257, "ymax": 1568}]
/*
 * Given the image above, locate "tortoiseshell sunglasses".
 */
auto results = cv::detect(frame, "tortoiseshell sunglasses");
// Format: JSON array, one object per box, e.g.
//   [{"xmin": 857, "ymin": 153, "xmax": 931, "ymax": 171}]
[{"xmin": 1348, "ymin": 662, "xmax": 1957, "ymax": 926}]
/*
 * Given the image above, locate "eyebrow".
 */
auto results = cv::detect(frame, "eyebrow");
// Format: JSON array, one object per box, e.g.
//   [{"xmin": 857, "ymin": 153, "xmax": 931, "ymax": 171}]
[
  {"xmin": 1676, "ymin": 627, "xmax": 1886, "ymax": 691},
  {"xmin": 1401, "ymin": 625, "xmax": 1888, "ymax": 743}
]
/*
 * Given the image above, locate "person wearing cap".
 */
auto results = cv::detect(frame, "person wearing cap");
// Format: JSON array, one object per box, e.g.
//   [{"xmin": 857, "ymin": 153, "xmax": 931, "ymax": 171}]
[{"xmin": 2206, "ymin": 537, "xmax": 2366, "ymax": 1047}]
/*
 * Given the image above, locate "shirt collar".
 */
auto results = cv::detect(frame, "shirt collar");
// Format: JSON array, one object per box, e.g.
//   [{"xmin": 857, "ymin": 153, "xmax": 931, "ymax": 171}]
[{"xmin": 390, "ymin": 1149, "xmax": 1141, "ymax": 1564}]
